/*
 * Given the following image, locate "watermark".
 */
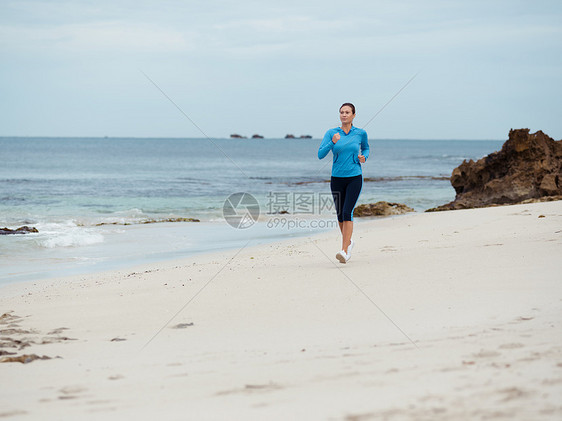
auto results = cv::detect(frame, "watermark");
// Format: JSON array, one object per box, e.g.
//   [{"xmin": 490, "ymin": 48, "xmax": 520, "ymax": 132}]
[
  {"xmin": 223, "ymin": 192, "xmax": 260, "ymax": 229},
  {"xmin": 222, "ymin": 191, "xmax": 337, "ymax": 229},
  {"xmin": 266, "ymin": 217, "xmax": 338, "ymax": 230},
  {"xmin": 266, "ymin": 191, "xmax": 335, "ymax": 215}
]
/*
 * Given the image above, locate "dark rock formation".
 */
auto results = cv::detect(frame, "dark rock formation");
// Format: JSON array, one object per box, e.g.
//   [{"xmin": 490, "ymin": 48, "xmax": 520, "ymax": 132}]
[
  {"xmin": 285, "ymin": 134, "xmax": 296, "ymax": 139},
  {"xmin": 354, "ymin": 201, "xmax": 414, "ymax": 217},
  {"xmin": 427, "ymin": 129, "xmax": 562, "ymax": 211},
  {"xmin": 95, "ymin": 217, "xmax": 200, "ymax": 226},
  {"xmin": 140, "ymin": 217, "xmax": 200, "ymax": 224},
  {"xmin": 230, "ymin": 134, "xmax": 247, "ymax": 139},
  {"xmin": 299, "ymin": 135, "xmax": 312, "ymax": 139},
  {"xmin": 0, "ymin": 226, "xmax": 39, "ymax": 235},
  {"xmin": 251, "ymin": 134, "xmax": 264, "ymax": 139}
]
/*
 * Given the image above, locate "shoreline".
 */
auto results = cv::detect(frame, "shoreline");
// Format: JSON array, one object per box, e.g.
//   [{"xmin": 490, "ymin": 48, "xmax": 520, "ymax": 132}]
[
  {"xmin": 1, "ymin": 201, "xmax": 561, "ymax": 419},
  {"xmin": 0, "ymin": 216, "xmax": 341, "ymax": 287},
  {"xmin": 0, "ymin": 213, "xmax": 391, "ymax": 295}
]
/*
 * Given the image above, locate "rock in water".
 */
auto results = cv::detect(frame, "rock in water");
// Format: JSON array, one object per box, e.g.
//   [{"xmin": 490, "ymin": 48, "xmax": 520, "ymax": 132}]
[
  {"xmin": 427, "ymin": 129, "xmax": 562, "ymax": 211},
  {"xmin": 354, "ymin": 201, "xmax": 414, "ymax": 217},
  {"xmin": 0, "ymin": 226, "xmax": 39, "ymax": 235}
]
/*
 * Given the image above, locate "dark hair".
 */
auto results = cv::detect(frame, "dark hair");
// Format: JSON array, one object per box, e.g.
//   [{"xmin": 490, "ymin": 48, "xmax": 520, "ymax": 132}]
[{"xmin": 340, "ymin": 103, "xmax": 356, "ymax": 114}]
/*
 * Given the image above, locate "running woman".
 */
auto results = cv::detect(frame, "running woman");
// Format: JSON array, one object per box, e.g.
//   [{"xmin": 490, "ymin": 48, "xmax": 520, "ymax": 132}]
[{"xmin": 318, "ymin": 103, "xmax": 370, "ymax": 263}]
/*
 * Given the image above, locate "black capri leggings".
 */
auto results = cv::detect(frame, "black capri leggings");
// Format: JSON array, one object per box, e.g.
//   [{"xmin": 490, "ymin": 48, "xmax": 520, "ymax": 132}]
[{"xmin": 330, "ymin": 174, "xmax": 363, "ymax": 222}]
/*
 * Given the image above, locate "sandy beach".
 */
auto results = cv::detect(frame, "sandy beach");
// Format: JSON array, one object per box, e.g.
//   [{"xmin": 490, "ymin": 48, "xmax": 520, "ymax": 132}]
[{"xmin": 1, "ymin": 201, "xmax": 561, "ymax": 420}]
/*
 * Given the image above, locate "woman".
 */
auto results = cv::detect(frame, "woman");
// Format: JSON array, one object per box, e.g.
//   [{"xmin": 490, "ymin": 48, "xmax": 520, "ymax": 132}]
[{"xmin": 318, "ymin": 103, "xmax": 370, "ymax": 263}]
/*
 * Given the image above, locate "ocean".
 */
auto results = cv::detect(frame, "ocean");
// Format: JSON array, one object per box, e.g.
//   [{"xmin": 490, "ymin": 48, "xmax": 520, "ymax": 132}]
[{"xmin": 0, "ymin": 136, "xmax": 503, "ymax": 284}]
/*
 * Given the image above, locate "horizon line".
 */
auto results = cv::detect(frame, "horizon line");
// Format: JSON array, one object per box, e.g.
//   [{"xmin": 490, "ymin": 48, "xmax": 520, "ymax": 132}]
[{"xmin": 0, "ymin": 135, "xmax": 505, "ymax": 142}]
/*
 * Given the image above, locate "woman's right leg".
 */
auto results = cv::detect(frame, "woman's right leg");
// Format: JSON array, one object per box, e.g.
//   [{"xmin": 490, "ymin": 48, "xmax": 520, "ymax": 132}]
[
  {"xmin": 331, "ymin": 177, "xmax": 355, "ymax": 254},
  {"xmin": 331, "ymin": 177, "xmax": 346, "ymax": 250}
]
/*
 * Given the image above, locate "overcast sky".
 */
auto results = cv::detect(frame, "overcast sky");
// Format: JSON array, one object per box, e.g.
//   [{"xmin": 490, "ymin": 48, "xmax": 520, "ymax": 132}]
[{"xmin": 1, "ymin": 0, "xmax": 561, "ymax": 139}]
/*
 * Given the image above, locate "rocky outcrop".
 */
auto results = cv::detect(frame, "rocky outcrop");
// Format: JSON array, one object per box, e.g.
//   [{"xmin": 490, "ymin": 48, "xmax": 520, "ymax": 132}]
[
  {"xmin": 0, "ymin": 226, "xmax": 39, "ymax": 235},
  {"xmin": 285, "ymin": 134, "xmax": 313, "ymax": 139},
  {"xmin": 354, "ymin": 201, "xmax": 414, "ymax": 217},
  {"xmin": 427, "ymin": 129, "xmax": 562, "ymax": 211},
  {"xmin": 95, "ymin": 217, "xmax": 200, "ymax": 227}
]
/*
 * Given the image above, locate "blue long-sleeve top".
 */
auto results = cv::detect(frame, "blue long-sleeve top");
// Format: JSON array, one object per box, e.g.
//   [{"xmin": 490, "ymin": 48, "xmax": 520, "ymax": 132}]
[{"xmin": 318, "ymin": 126, "xmax": 370, "ymax": 177}]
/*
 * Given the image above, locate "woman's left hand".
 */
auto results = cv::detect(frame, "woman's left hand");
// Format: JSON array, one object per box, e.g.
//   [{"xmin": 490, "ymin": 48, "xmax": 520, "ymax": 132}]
[{"xmin": 358, "ymin": 154, "xmax": 366, "ymax": 163}]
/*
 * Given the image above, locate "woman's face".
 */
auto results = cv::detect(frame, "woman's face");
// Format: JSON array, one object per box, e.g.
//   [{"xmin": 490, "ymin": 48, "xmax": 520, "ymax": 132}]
[{"xmin": 339, "ymin": 106, "xmax": 355, "ymax": 125}]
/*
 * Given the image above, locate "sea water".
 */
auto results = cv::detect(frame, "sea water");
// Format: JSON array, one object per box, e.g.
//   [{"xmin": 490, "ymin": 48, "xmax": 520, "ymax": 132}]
[{"xmin": 0, "ymin": 137, "xmax": 503, "ymax": 284}]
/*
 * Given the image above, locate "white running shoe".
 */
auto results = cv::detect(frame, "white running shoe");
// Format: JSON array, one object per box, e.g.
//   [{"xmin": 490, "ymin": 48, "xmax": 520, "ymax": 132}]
[
  {"xmin": 348, "ymin": 239, "xmax": 354, "ymax": 256},
  {"xmin": 336, "ymin": 250, "xmax": 349, "ymax": 264}
]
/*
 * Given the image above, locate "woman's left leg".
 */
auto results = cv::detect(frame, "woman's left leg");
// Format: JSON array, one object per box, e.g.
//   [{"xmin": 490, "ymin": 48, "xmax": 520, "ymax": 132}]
[
  {"xmin": 341, "ymin": 175, "xmax": 363, "ymax": 253},
  {"xmin": 341, "ymin": 221, "xmax": 353, "ymax": 253}
]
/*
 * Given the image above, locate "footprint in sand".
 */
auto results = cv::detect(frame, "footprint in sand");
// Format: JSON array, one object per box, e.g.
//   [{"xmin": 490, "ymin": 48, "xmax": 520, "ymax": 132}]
[
  {"xmin": 47, "ymin": 327, "xmax": 69, "ymax": 335},
  {"xmin": 513, "ymin": 315, "xmax": 535, "ymax": 323},
  {"xmin": 499, "ymin": 343, "xmax": 525, "ymax": 349},
  {"xmin": 380, "ymin": 246, "xmax": 397, "ymax": 252},
  {"xmin": 0, "ymin": 410, "xmax": 28, "ymax": 418},
  {"xmin": 58, "ymin": 385, "xmax": 88, "ymax": 400},
  {"xmin": 497, "ymin": 387, "xmax": 533, "ymax": 402},
  {"xmin": 171, "ymin": 323, "xmax": 194, "ymax": 329},
  {"xmin": 472, "ymin": 349, "xmax": 502, "ymax": 358},
  {"xmin": 216, "ymin": 383, "xmax": 283, "ymax": 396}
]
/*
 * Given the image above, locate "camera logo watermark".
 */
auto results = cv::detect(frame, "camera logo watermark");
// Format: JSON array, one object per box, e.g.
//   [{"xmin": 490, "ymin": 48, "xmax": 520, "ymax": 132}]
[
  {"xmin": 224, "ymin": 191, "xmax": 338, "ymax": 230},
  {"xmin": 223, "ymin": 192, "xmax": 260, "ymax": 229}
]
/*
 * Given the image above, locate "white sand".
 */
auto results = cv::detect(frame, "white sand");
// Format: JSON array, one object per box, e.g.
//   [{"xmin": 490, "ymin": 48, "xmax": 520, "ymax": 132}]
[{"xmin": 1, "ymin": 201, "xmax": 561, "ymax": 420}]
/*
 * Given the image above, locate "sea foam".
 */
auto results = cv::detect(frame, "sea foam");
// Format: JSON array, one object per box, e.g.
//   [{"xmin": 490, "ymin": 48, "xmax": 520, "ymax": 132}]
[{"xmin": 34, "ymin": 221, "xmax": 105, "ymax": 249}]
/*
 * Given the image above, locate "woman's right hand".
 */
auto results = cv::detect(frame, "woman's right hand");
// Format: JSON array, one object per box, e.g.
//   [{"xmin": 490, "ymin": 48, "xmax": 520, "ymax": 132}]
[{"xmin": 332, "ymin": 133, "xmax": 340, "ymax": 144}]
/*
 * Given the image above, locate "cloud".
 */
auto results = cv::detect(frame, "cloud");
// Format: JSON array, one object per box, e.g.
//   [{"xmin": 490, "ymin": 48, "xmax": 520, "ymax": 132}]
[
  {"xmin": 3, "ymin": 0, "xmax": 559, "ymax": 61},
  {"xmin": 0, "ymin": 21, "xmax": 195, "ymax": 54}
]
